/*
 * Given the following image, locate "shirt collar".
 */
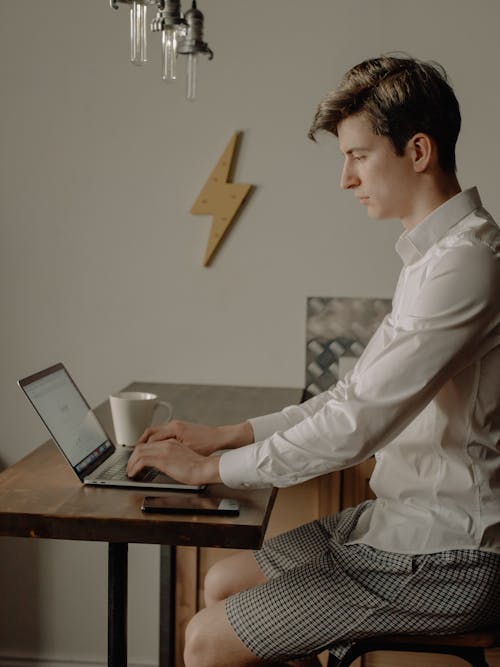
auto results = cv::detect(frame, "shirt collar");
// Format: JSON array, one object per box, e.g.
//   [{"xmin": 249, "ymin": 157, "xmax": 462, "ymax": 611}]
[{"xmin": 395, "ymin": 187, "xmax": 482, "ymax": 265}]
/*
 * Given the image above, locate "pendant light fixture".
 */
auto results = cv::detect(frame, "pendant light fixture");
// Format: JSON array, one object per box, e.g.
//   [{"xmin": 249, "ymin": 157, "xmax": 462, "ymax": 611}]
[{"xmin": 109, "ymin": 0, "xmax": 213, "ymax": 99}]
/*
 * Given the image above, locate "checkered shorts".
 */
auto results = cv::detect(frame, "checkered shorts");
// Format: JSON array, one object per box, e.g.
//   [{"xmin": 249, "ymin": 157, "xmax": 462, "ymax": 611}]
[{"xmin": 225, "ymin": 502, "xmax": 500, "ymax": 663}]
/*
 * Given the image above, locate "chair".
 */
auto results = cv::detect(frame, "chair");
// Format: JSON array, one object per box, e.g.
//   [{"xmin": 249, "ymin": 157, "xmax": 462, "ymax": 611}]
[{"xmin": 327, "ymin": 626, "xmax": 500, "ymax": 667}]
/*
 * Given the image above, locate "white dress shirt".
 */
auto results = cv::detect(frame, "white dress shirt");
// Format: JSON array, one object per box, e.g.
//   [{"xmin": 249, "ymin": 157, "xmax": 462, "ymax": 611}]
[{"xmin": 220, "ymin": 187, "xmax": 500, "ymax": 554}]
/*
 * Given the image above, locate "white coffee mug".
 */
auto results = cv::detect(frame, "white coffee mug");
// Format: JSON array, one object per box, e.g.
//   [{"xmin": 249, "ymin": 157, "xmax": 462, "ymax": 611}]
[{"xmin": 109, "ymin": 391, "xmax": 173, "ymax": 447}]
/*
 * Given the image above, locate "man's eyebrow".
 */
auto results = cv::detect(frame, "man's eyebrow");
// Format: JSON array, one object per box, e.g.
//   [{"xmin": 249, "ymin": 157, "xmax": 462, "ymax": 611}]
[{"xmin": 343, "ymin": 146, "xmax": 371, "ymax": 155}]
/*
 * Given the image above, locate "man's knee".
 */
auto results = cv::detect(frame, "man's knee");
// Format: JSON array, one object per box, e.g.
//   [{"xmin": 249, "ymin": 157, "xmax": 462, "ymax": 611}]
[
  {"xmin": 184, "ymin": 610, "xmax": 214, "ymax": 667},
  {"xmin": 204, "ymin": 551, "xmax": 267, "ymax": 607},
  {"xmin": 184, "ymin": 603, "xmax": 259, "ymax": 667},
  {"xmin": 204, "ymin": 559, "xmax": 229, "ymax": 606}
]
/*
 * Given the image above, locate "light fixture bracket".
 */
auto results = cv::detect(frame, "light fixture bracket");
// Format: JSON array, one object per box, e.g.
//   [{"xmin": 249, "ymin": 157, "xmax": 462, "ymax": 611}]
[
  {"xmin": 177, "ymin": 1, "xmax": 213, "ymax": 59},
  {"xmin": 151, "ymin": 0, "xmax": 186, "ymax": 33}
]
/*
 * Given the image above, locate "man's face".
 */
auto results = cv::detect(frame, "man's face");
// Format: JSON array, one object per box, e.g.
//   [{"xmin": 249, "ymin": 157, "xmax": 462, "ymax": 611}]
[{"xmin": 337, "ymin": 113, "xmax": 416, "ymax": 222}]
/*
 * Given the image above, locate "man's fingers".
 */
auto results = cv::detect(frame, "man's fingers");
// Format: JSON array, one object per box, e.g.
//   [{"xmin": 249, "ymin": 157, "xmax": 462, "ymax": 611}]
[
  {"xmin": 127, "ymin": 442, "xmax": 153, "ymax": 474},
  {"xmin": 147, "ymin": 431, "xmax": 173, "ymax": 443},
  {"xmin": 127, "ymin": 439, "xmax": 175, "ymax": 476},
  {"xmin": 137, "ymin": 421, "xmax": 185, "ymax": 445},
  {"xmin": 138, "ymin": 426, "xmax": 155, "ymax": 443}
]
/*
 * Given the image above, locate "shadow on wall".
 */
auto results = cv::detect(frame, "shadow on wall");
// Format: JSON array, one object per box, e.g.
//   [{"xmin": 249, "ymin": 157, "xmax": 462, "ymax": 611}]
[{"xmin": 0, "ymin": 455, "xmax": 42, "ymax": 659}]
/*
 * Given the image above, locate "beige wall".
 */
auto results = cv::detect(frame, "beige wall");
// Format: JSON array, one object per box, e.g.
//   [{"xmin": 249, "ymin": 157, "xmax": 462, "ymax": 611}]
[{"xmin": 1, "ymin": 1, "xmax": 500, "ymax": 665}]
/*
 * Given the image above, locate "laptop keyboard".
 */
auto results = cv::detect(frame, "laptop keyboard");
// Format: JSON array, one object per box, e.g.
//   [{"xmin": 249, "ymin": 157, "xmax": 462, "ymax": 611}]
[{"xmin": 99, "ymin": 453, "xmax": 157, "ymax": 483}]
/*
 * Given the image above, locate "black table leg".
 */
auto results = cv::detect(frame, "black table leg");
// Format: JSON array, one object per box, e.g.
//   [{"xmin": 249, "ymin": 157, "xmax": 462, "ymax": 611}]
[
  {"xmin": 108, "ymin": 542, "xmax": 128, "ymax": 667},
  {"xmin": 159, "ymin": 545, "xmax": 176, "ymax": 667}
]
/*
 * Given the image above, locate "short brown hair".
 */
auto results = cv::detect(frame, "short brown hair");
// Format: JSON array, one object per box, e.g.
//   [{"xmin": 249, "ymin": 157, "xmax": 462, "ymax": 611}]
[{"xmin": 308, "ymin": 55, "xmax": 461, "ymax": 173}]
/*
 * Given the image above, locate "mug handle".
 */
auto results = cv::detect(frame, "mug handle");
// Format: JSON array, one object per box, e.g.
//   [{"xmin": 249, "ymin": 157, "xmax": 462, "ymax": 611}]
[{"xmin": 152, "ymin": 400, "xmax": 173, "ymax": 424}]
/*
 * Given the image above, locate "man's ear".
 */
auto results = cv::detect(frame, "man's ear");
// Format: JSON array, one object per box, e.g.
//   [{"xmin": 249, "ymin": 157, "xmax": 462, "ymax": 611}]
[{"xmin": 407, "ymin": 133, "xmax": 435, "ymax": 173}]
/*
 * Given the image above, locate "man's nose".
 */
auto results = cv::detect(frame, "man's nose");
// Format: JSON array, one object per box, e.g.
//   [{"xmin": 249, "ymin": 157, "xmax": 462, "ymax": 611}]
[{"xmin": 340, "ymin": 162, "xmax": 360, "ymax": 190}]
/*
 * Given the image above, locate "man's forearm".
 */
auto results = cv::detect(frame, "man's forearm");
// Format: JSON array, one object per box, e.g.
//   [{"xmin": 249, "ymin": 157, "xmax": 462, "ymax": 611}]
[
  {"xmin": 218, "ymin": 421, "xmax": 254, "ymax": 450},
  {"xmin": 199, "ymin": 454, "xmax": 223, "ymax": 485}
]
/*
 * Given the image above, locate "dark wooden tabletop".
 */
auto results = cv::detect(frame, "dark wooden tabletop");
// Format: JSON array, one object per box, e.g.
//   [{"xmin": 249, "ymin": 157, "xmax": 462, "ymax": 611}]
[{"xmin": 0, "ymin": 382, "xmax": 302, "ymax": 550}]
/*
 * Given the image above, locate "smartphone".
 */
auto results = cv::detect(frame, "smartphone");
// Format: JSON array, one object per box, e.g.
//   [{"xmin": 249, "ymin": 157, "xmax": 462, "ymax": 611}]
[{"xmin": 141, "ymin": 495, "xmax": 240, "ymax": 516}]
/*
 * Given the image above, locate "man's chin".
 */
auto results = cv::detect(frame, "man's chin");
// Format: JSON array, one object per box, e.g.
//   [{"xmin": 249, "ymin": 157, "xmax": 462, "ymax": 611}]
[
  {"xmin": 366, "ymin": 208, "xmax": 381, "ymax": 219},
  {"xmin": 366, "ymin": 206, "xmax": 391, "ymax": 220}
]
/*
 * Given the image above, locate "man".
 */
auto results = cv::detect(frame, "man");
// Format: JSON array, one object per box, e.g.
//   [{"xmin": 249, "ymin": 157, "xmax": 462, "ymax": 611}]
[{"xmin": 128, "ymin": 55, "xmax": 500, "ymax": 667}]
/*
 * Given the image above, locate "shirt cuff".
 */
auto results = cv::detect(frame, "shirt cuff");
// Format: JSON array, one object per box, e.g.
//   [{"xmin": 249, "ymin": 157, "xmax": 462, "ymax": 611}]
[
  {"xmin": 219, "ymin": 444, "xmax": 273, "ymax": 489},
  {"xmin": 248, "ymin": 412, "xmax": 291, "ymax": 442}
]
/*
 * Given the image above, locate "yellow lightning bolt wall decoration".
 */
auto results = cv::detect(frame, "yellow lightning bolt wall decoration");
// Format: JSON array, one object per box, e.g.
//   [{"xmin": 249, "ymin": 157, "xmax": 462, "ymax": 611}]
[{"xmin": 191, "ymin": 131, "xmax": 254, "ymax": 266}]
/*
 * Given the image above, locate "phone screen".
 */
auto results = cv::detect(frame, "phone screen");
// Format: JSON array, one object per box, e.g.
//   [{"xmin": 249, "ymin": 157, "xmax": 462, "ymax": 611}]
[{"xmin": 141, "ymin": 495, "xmax": 240, "ymax": 516}]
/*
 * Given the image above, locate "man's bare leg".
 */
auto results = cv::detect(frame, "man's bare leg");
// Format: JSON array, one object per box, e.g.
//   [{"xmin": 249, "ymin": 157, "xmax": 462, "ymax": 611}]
[
  {"xmin": 204, "ymin": 550, "xmax": 267, "ymax": 607},
  {"xmin": 184, "ymin": 600, "xmax": 262, "ymax": 667},
  {"xmin": 199, "ymin": 551, "xmax": 323, "ymax": 667},
  {"xmin": 185, "ymin": 600, "xmax": 322, "ymax": 667}
]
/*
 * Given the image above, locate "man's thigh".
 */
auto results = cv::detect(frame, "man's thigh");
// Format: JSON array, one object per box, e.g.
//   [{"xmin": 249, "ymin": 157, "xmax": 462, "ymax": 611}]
[
  {"xmin": 207, "ymin": 509, "xmax": 370, "ymax": 663},
  {"xmin": 185, "ymin": 600, "xmax": 262, "ymax": 667},
  {"xmin": 204, "ymin": 551, "xmax": 268, "ymax": 606},
  {"xmin": 225, "ymin": 552, "xmax": 339, "ymax": 663}
]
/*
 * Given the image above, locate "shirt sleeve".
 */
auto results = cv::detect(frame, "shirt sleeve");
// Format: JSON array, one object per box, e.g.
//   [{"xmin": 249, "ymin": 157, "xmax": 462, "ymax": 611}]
[
  {"xmin": 220, "ymin": 242, "xmax": 499, "ymax": 489},
  {"xmin": 248, "ymin": 376, "xmax": 353, "ymax": 442}
]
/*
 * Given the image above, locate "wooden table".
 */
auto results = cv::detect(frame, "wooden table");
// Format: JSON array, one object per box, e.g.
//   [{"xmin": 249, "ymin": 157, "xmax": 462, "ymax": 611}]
[{"xmin": 0, "ymin": 382, "xmax": 302, "ymax": 667}]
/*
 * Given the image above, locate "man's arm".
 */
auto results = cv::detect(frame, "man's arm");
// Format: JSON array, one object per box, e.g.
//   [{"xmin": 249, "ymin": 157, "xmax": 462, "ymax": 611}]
[
  {"xmin": 127, "ymin": 241, "xmax": 499, "ymax": 489},
  {"xmin": 220, "ymin": 242, "xmax": 500, "ymax": 489},
  {"xmin": 126, "ymin": 420, "xmax": 254, "ymax": 482},
  {"xmin": 137, "ymin": 420, "xmax": 254, "ymax": 455},
  {"xmin": 127, "ymin": 437, "xmax": 223, "ymax": 485}
]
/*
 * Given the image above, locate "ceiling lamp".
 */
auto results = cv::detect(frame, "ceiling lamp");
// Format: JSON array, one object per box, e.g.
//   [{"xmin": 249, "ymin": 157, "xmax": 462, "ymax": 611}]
[{"xmin": 109, "ymin": 0, "xmax": 213, "ymax": 100}]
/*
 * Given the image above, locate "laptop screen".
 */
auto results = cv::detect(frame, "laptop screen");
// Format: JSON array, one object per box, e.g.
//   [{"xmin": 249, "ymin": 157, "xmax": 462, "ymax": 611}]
[{"xmin": 20, "ymin": 364, "xmax": 114, "ymax": 473}]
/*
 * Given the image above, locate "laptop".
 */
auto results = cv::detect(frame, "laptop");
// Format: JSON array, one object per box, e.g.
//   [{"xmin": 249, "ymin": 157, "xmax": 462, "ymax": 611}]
[{"xmin": 18, "ymin": 363, "xmax": 204, "ymax": 492}]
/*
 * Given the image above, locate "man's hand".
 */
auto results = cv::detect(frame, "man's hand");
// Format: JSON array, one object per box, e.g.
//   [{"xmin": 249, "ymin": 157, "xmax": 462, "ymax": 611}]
[
  {"xmin": 138, "ymin": 420, "xmax": 254, "ymax": 456},
  {"xmin": 126, "ymin": 438, "xmax": 222, "ymax": 486}
]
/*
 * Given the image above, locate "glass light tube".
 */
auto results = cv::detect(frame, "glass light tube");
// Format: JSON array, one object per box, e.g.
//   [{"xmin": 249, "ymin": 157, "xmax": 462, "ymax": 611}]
[
  {"xmin": 162, "ymin": 26, "xmax": 177, "ymax": 82},
  {"xmin": 186, "ymin": 52, "xmax": 197, "ymax": 100},
  {"xmin": 130, "ymin": 1, "xmax": 147, "ymax": 66}
]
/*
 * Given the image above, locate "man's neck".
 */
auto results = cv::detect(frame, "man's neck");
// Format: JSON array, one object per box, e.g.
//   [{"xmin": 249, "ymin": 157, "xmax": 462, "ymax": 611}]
[{"xmin": 401, "ymin": 174, "xmax": 462, "ymax": 231}]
